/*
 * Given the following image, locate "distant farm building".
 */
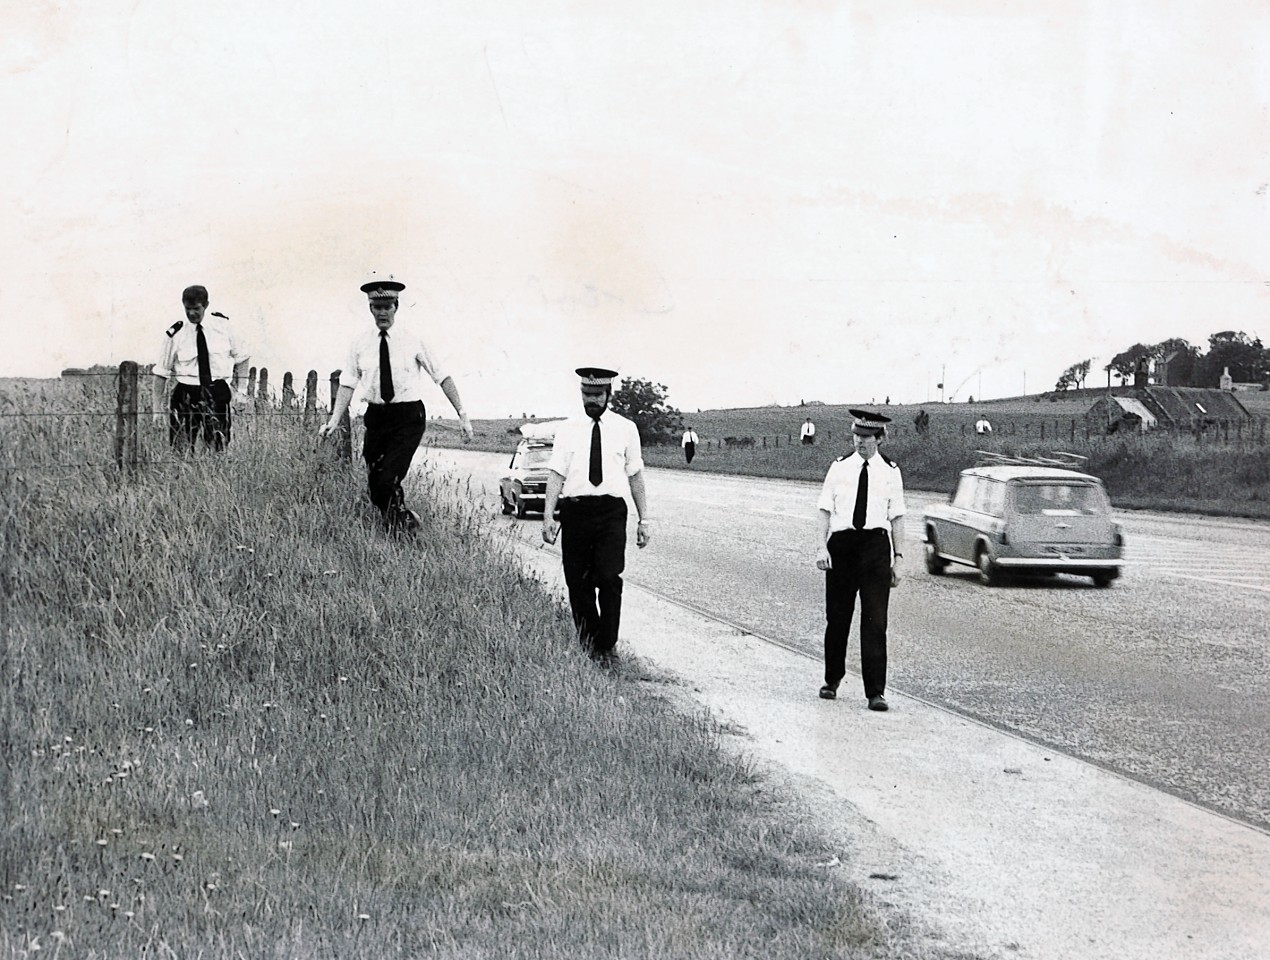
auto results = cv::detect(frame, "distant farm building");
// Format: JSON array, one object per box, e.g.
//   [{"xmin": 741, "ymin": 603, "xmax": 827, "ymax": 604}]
[{"xmin": 1086, "ymin": 386, "xmax": 1252, "ymax": 432}]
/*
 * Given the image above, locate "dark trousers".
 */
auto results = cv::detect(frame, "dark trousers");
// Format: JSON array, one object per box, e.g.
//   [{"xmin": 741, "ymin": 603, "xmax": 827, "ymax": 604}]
[
  {"xmin": 802, "ymin": 435, "xmax": 815, "ymax": 445},
  {"xmin": 684, "ymin": 442, "xmax": 695, "ymax": 463},
  {"xmin": 362, "ymin": 401, "xmax": 426, "ymax": 528},
  {"xmin": 824, "ymin": 528, "xmax": 891, "ymax": 698},
  {"xmin": 170, "ymin": 381, "xmax": 232, "ymax": 451},
  {"xmin": 559, "ymin": 495, "xmax": 627, "ymax": 654}
]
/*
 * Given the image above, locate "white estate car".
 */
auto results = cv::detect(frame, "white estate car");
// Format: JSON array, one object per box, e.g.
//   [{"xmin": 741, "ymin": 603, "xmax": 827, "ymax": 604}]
[{"xmin": 922, "ymin": 458, "xmax": 1125, "ymax": 588}]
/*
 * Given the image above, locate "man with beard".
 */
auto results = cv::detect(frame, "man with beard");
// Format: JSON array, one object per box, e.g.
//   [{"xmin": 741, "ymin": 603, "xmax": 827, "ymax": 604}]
[{"xmin": 542, "ymin": 367, "xmax": 651, "ymax": 663}]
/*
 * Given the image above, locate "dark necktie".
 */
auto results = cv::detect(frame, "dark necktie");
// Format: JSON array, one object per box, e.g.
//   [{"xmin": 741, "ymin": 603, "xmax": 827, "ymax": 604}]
[
  {"xmin": 852, "ymin": 460, "xmax": 869, "ymax": 530},
  {"xmin": 379, "ymin": 331, "xmax": 395, "ymax": 403},
  {"xmin": 195, "ymin": 324, "xmax": 212, "ymax": 387},
  {"xmin": 588, "ymin": 419, "xmax": 603, "ymax": 486}
]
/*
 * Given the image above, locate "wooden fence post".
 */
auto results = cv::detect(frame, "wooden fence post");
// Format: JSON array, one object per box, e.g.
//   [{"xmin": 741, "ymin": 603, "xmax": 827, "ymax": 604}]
[
  {"xmin": 305, "ymin": 371, "xmax": 318, "ymax": 420},
  {"xmin": 114, "ymin": 361, "xmax": 139, "ymax": 476},
  {"xmin": 282, "ymin": 372, "xmax": 296, "ymax": 411},
  {"xmin": 329, "ymin": 369, "xmax": 352, "ymax": 461},
  {"xmin": 256, "ymin": 368, "xmax": 269, "ymax": 413},
  {"xmin": 247, "ymin": 366, "xmax": 257, "ymax": 399}
]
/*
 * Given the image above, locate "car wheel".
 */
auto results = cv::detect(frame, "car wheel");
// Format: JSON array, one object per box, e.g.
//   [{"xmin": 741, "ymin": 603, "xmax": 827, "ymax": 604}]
[
  {"xmin": 976, "ymin": 546, "xmax": 1000, "ymax": 586},
  {"xmin": 1092, "ymin": 571, "xmax": 1115, "ymax": 588},
  {"xmin": 924, "ymin": 533, "xmax": 947, "ymax": 575},
  {"xmin": 500, "ymin": 494, "xmax": 514, "ymax": 515},
  {"xmin": 514, "ymin": 495, "xmax": 529, "ymax": 519}
]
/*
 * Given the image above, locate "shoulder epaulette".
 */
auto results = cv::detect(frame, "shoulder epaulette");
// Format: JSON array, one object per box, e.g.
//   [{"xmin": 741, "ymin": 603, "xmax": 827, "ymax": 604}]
[
  {"xmin": 210, "ymin": 311, "xmax": 228, "ymax": 319},
  {"xmin": 165, "ymin": 320, "xmax": 184, "ymax": 337},
  {"xmin": 880, "ymin": 452, "xmax": 897, "ymax": 467},
  {"xmin": 835, "ymin": 454, "xmax": 850, "ymax": 462}
]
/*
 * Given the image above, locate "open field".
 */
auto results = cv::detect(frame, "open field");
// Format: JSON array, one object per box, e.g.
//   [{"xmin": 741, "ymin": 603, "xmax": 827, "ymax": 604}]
[{"xmin": 0, "ymin": 377, "xmax": 955, "ymax": 959}]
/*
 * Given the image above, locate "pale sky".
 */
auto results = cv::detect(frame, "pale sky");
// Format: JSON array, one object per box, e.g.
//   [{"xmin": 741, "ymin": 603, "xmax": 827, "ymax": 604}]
[{"xmin": 4, "ymin": 0, "xmax": 1268, "ymax": 417}]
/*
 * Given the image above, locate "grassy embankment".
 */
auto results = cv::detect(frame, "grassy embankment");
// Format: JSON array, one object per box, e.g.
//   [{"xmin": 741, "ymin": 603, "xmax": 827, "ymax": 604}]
[
  {"xmin": 0, "ymin": 377, "xmax": 949, "ymax": 959},
  {"xmin": 459, "ymin": 393, "xmax": 1270, "ymax": 520}
]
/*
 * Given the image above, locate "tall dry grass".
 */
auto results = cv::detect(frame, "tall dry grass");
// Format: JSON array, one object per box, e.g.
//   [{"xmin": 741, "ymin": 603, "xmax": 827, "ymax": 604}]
[{"xmin": 0, "ymin": 379, "xmax": 943, "ymax": 959}]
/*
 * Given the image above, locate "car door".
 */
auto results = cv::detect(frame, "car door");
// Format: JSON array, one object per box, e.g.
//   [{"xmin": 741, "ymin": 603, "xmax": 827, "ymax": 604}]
[{"xmin": 941, "ymin": 476, "xmax": 980, "ymax": 562}]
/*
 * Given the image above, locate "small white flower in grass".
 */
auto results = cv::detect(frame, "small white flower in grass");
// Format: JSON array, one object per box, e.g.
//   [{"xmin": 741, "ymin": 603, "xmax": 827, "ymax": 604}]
[
  {"xmin": 95, "ymin": 839, "xmax": 108, "ymax": 847},
  {"xmin": 270, "ymin": 808, "xmax": 281, "ymax": 817},
  {"xmin": 111, "ymin": 829, "xmax": 123, "ymax": 836},
  {"xmin": 323, "ymin": 570, "xmax": 338, "ymax": 576},
  {"xmin": 98, "ymin": 890, "xmax": 110, "ymax": 897},
  {"xmin": 13, "ymin": 885, "xmax": 25, "ymax": 891},
  {"xmin": 64, "ymin": 736, "xmax": 73, "ymax": 743},
  {"xmin": 110, "ymin": 903, "xmax": 119, "ymax": 910},
  {"xmin": 172, "ymin": 854, "xmax": 183, "ymax": 863},
  {"xmin": 191, "ymin": 791, "xmax": 208, "ymax": 809},
  {"xmin": 338, "ymin": 676, "xmax": 348, "ymax": 683},
  {"xmin": 84, "ymin": 895, "xmax": 96, "ymax": 902},
  {"xmin": 290, "ymin": 822, "xmax": 300, "ymax": 830},
  {"xmin": 185, "ymin": 719, "xmax": 194, "ymax": 726},
  {"xmin": 54, "ymin": 904, "xmax": 66, "ymax": 911},
  {"xmin": 358, "ymin": 914, "xmax": 371, "ymax": 921},
  {"xmin": 124, "ymin": 911, "xmax": 135, "ymax": 919},
  {"xmin": 140, "ymin": 852, "xmax": 155, "ymax": 862}
]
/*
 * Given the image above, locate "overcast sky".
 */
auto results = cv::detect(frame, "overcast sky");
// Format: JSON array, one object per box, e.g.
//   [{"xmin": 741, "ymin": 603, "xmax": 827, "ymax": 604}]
[{"xmin": 3, "ymin": 1, "xmax": 1268, "ymax": 418}]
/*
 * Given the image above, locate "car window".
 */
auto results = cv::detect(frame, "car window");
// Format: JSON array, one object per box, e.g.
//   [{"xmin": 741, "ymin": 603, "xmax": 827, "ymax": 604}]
[
  {"xmin": 1012, "ymin": 482, "xmax": 1109, "ymax": 516},
  {"xmin": 952, "ymin": 476, "xmax": 978, "ymax": 509},
  {"xmin": 522, "ymin": 448, "xmax": 553, "ymax": 467},
  {"xmin": 977, "ymin": 480, "xmax": 1005, "ymax": 517}
]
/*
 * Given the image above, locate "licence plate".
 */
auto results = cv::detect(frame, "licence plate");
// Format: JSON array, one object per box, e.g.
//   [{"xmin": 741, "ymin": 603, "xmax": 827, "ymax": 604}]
[{"xmin": 1042, "ymin": 545, "xmax": 1086, "ymax": 556}]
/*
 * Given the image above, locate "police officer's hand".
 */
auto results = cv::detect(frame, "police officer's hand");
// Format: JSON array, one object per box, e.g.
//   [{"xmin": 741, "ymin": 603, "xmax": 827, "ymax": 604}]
[
  {"xmin": 891, "ymin": 557, "xmax": 903, "ymax": 587},
  {"xmin": 636, "ymin": 520, "xmax": 651, "ymax": 549},
  {"xmin": 542, "ymin": 519, "xmax": 560, "ymax": 545},
  {"xmin": 815, "ymin": 547, "xmax": 832, "ymax": 571}
]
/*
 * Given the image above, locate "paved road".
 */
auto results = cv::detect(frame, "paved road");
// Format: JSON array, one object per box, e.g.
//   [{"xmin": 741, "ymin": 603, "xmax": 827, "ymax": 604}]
[{"xmin": 430, "ymin": 448, "xmax": 1270, "ymax": 832}]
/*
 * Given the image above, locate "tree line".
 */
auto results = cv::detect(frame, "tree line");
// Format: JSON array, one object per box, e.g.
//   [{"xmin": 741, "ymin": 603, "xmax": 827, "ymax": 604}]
[
  {"xmin": 1056, "ymin": 330, "xmax": 1264, "ymax": 391},
  {"xmin": 1055, "ymin": 331, "xmax": 1269, "ymax": 392}
]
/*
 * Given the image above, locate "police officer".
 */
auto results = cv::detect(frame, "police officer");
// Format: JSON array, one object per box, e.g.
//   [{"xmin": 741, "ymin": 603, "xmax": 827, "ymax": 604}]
[
  {"xmin": 319, "ymin": 272, "xmax": 473, "ymax": 533},
  {"xmin": 542, "ymin": 367, "xmax": 651, "ymax": 662},
  {"xmin": 152, "ymin": 285, "xmax": 249, "ymax": 452},
  {"xmin": 815, "ymin": 409, "xmax": 906, "ymax": 711}
]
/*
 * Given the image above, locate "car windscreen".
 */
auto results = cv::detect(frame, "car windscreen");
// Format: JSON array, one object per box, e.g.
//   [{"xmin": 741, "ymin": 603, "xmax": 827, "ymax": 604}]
[
  {"xmin": 1011, "ymin": 482, "xmax": 1109, "ymax": 516},
  {"xmin": 521, "ymin": 448, "xmax": 553, "ymax": 467}
]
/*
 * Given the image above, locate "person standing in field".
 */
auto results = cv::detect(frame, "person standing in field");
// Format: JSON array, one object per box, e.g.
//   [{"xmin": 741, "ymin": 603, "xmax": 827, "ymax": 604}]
[
  {"xmin": 319, "ymin": 272, "xmax": 473, "ymax": 534},
  {"xmin": 815, "ymin": 409, "xmax": 905, "ymax": 711},
  {"xmin": 975, "ymin": 415, "xmax": 993, "ymax": 435},
  {"xmin": 801, "ymin": 416, "xmax": 817, "ymax": 445},
  {"xmin": 152, "ymin": 285, "xmax": 249, "ymax": 452},
  {"xmin": 681, "ymin": 425, "xmax": 699, "ymax": 464},
  {"xmin": 542, "ymin": 367, "xmax": 651, "ymax": 663}
]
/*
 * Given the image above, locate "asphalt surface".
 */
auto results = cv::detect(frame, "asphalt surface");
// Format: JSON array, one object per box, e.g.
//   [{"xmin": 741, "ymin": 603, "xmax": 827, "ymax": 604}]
[{"xmin": 424, "ymin": 447, "xmax": 1270, "ymax": 959}]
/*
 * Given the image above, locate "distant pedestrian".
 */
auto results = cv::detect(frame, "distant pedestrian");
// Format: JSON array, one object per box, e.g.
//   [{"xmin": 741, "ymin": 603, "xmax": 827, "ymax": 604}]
[
  {"xmin": 319, "ymin": 272, "xmax": 473, "ymax": 534},
  {"xmin": 975, "ymin": 416, "xmax": 993, "ymax": 435},
  {"xmin": 913, "ymin": 409, "xmax": 930, "ymax": 435},
  {"xmin": 542, "ymin": 367, "xmax": 651, "ymax": 663},
  {"xmin": 681, "ymin": 426, "xmax": 699, "ymax": 464},
  {"xmin": 152, "ymin": 285, "xmax": 249, "ymax": 452},
  {"xmin": 815, "ymin": 409, "xmax": 905, "ymax": 711},
  {"xmin": 800, "ymin": 417, "xmax": 817, "ymax": 445}
]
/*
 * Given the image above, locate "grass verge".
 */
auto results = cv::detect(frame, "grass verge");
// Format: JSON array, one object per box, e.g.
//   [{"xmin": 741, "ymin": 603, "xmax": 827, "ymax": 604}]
[{"xmin": 1, "ymin": 392, "xmax": 957, "ymax": 958}]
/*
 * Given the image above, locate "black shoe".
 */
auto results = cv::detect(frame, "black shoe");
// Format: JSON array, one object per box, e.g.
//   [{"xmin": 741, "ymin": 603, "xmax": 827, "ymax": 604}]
[
  {"xmin": 819, "ymin": 685, "xmax": 837, "ymax": 700},
  {"xmin": 589, "ymin": 649, "xmax": 620, "ymax": 667},
  {"xmin": 868, "ymin": 695, "xmax": 889, "ymax": 712}
]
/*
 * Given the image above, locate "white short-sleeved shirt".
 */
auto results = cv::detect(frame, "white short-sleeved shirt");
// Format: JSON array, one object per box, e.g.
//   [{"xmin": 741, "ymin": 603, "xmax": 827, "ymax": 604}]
[
  {"xmin": 682, "ymin": 430, "xmax": 698, "ymax": 446},
  {"xmin": 548, "ymin": 410, "xmax": 644, "ymax": 499},
  {"xmin": 801, "ymin": 421, "xmax": 816, "ymax": 438},
  {"xmin": 155, "ymin": 314, "xmax": 247, "ymax": 385},
  {"xmin": 817, "ymin": 452, "xmax": 905, "ymax": 533},
  {"xmin": 342, "ymin": 326, "xmax": 449, "ymax": 404}
]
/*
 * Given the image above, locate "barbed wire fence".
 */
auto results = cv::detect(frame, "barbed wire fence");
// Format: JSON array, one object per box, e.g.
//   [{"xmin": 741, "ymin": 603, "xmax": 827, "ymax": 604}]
[{"xmin": 0, "ymin": 363, "xmax": 355, "ymax": 479}]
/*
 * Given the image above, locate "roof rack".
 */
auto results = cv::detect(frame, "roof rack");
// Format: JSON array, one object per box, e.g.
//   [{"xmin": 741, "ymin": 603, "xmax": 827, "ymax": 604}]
[{"xmin": 973, "ymin": 450, "xmax": 1089, "ymax": 469}]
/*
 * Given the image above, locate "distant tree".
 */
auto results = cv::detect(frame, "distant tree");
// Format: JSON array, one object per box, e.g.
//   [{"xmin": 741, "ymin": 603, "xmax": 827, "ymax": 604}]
[
  {"xmin": 1105, "ymin": 344, "xmax": 1154, "ymax": 385},
  {"xmin": 1054, "ymin": 358, "xmax": 1091, "ymax": 392},
  {"xmin": 609, "ymin": 377, "xmax": 684, "ymax": 445},
  {"xmin": 1194, "ymin": 330, "xmax": 1268, "ymax": 386}
]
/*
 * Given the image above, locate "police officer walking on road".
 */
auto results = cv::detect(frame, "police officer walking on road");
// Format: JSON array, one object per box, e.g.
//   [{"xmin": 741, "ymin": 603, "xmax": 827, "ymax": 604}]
[
  {"xmin": 815, "ymin": 409, "xmax": 906, "ymax": 711},
  {"xmin": 542, "ymin": 367, "xmax": 651, "ymax": 663},
  {"xmin": 152, "ymin": 285, "xmax": 249, "ymax": 452},
  {"xmin": 319, "ymin": 272, "xmax": 473, "ymax": 534}
]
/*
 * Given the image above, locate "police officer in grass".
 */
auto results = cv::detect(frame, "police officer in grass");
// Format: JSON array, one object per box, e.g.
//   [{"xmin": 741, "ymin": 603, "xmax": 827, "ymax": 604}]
[
  {"xmin": 816, "ymin": 409, "xmax": 906, "ymax": 711},
  {"xmin": 542, "ymin": 367, "xmax": 651, "ymax": 663},
  {"xmin": 152, "ymin": 285, "xmax": 249, "ymax": 452},
  {"xmin": 319, "ymin": 273, "xmax": 473, "ymax": 534}
]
